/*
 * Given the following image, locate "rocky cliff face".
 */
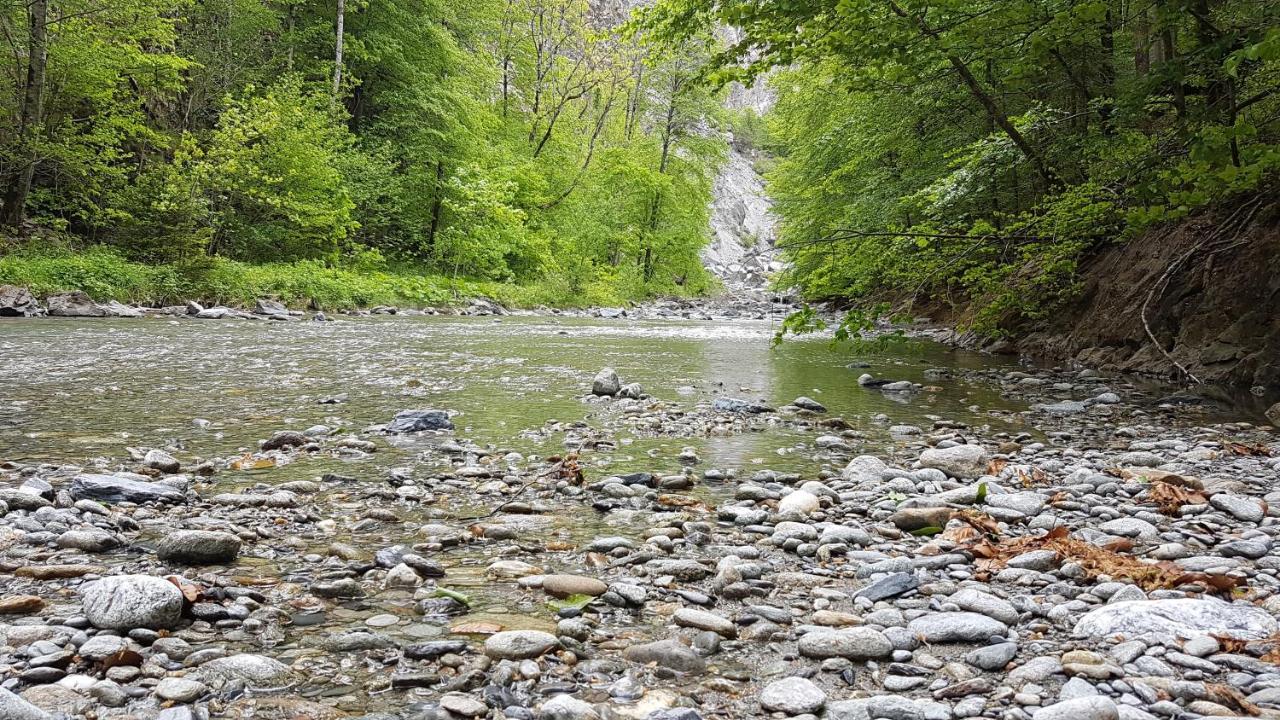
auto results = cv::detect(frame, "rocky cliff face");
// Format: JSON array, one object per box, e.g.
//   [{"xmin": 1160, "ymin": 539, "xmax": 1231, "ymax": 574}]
[{"xmin": 704, "ymin": 26, "xmax": 781, "ymax": 292}]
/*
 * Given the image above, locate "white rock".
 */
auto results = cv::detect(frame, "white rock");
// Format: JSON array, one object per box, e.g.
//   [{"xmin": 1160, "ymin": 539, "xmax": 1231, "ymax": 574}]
[
  {"xmin": 760, "ymin": 676, "xmax": 826, "ymax": 714},
  {"xmin": 1074, "ymin": 598, "xmax": 1278, "ymax": 640},
  {"xmin": 79, "ymin": 575, "xmax": 184, "ymax": 630},
  {"xmin": 919, "ymin": 445, "xmax": 989, "ymax": 479}
]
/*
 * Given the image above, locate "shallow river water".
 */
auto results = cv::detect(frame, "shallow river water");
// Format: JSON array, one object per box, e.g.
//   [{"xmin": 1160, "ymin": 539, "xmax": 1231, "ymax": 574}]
[
  {"xmin": 0, "ymin": 315, "xmax": 1031, "ymax": 470},
  {"xmin": 2, "ymin": 314, "xmax": 1267, "ymax": 717}
]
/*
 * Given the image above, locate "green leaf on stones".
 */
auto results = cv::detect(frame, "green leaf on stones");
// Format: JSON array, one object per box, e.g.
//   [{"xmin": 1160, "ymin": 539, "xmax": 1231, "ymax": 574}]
[
  {"xmin": 910, "ymin": 526, "xmax": 944, "ymax": 536},
  {"xmin": 546, "ymin": 594, "xmax": 595, "ymax": 612},
  {"xmin": 431, "ymin": 587, "xmax": 472, "ymax": 607},
  {"xmin": 975, "ymin": 482, "xmax": 988, "ymax": 505}
]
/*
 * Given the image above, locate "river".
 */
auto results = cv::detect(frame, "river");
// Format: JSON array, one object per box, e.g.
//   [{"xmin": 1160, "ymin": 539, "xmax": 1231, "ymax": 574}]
[{"xmin": 1, "ymin": 313, "xmax": 1275, "ymax": 718}]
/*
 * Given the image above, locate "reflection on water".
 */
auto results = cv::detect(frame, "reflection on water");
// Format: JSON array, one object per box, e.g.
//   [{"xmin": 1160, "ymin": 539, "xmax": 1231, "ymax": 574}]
[{"xmin": 0, "ymin": 315, "xmax": 1026, "ymax": 471}]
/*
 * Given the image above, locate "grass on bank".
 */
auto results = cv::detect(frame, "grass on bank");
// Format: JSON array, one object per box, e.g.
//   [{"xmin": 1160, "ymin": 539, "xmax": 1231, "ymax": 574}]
[{"xmin": 0, "ymin": 246, "xmax": 707, "ymax": 310}]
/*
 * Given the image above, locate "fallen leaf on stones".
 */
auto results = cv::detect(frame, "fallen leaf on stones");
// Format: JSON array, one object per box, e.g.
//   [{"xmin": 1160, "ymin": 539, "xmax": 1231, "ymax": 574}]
[
  {"xmin": 102, "ymin": 649, "xmax": 144, "ymax": 668},
  {"xmin": 963, "ymin": 526, "xmax": 1243, "ymax": 596},
  {"xmin": 1148, "ymin": 480, "xmax": 1208, "ymax": 515},
  {"xmin": 165, "ymin": 575, "xmax": 203, "ymax": 603},
  {"xmin": 1228, "ymin": 442, "xmax": 1272, "ymax": 457}
]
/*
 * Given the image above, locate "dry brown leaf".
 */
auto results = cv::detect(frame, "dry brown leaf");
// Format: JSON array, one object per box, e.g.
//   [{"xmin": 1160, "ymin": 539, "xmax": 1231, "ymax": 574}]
[
  {"xmin": 656, "ymin": 494, "xmax": 708, "ymax": 511},
  {"xmin": 229, "ymin": 454, "xmax": 275, "ymax": 471},
  {"xmin": 1148, "ymin": 480, "xmax": 1208, "ymax": 515},
  {"xmin": 1203, "ymin": 682, "xmax": 1260, "ymax": 715},
  {"xmin": 941, "ymin": 525, "xmax": 981, "ymax": 544},
  {"xmin": 953, "ymin": 510, "xmax": 1001, "ymax": 538},
  {"xmin": 1228, "ymin": 442, "xmax": 1272, "ymax": 457},
  {"xmin": 101, "ymin": 649, "xmax": 144, "ymax": 668},
  {"xmin": 164, "ymin": 575, "xmax": 203, "ymax": 603},
  {"xmin": 959, "ymin": 525, "xmax": 1243, "ymax": 597},
  {"xmin": 987, "ymin": 458, "xmax": 1009, "ymax": 476},
  {"xmin": 1212, "ymin": 635, "xmax": 1249, "ymax": 654}
]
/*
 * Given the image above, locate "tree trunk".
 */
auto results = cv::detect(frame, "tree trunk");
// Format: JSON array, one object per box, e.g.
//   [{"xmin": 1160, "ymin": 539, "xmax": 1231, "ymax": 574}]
[
  {"xmin": 2, "ymin": 0, "xmax": 48, "ymax": 227},
  {"xmin": 286, "ymin": 4, "xmax": 295, "ymax": 71},
  {"xmin": 887, "ymin": 1, "xmax": 1056, "ymax": 188},
  {"xmin": 332, "ymin": 0, "xmax": 345, "ymax": 98},
  {"xmin": 426, "ymin": 160, "xmax": 446, "ymax": 251},
  {"xmin": 1099, "ymin": 8, "xmax": 1116, "ymax": 133},
  {"xmin": 1133, "ymin": 5, "xmax": 1151, "ymax": 77}
]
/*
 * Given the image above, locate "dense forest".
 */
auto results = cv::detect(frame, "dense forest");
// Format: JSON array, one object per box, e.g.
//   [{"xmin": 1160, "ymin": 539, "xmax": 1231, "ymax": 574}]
[
  {"xmin": 645, "ymin": 0, "xmax": 1279, "ymax": 334},
  {"xmin": 0, "ymin": 0, "xmax": 727, "ymax": 305},
  {"xmin": 1, "ymin": 0, "xmax": 1278, "ymax": 321}
]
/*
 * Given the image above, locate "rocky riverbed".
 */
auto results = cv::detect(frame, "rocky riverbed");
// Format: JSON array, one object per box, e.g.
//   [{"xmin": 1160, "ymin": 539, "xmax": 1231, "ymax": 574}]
[{"xmin": 2, "ymin": 314, "xmax": 1280, "ymax": 720}]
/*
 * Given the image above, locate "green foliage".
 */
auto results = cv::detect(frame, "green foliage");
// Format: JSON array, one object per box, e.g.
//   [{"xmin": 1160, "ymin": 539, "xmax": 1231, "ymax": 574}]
[
  {"xmin": 0, "ymin": 0, "xmax": 726, "ymax": 306},
  {"xmin": 647, "ymin": 0, "xmax": 1280, "ymax": 336},
  {"xmin": 199, "ymin": 80, "xmax": 358, "ymax": 262}
]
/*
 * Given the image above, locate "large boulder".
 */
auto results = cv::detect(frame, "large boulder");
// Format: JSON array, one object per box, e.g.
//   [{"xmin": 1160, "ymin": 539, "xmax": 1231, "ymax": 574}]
[
  {"xmin": 918, "ymin": 444, "xmax": 989, "ymax": 479},
  {"xmin": 0, "ymin": 285, "xmax": 44, "ymax": 317},
  {"xmin": 47, "ymin": 290, "xmax": 108, "ymax": 317},
  {"xmin": 386, "ymin": 409, "xmax": 454, "ymax": 433},
  {"xmin": 156, "ymin": 530, "xmax": 241, "ymax": 565},
  {"xmin": 842, "ymin": 455, "xmax": 890, "ymax": 484},
  {"xmin": 80, "ymin": 575, "xmax": 184, "ymax": 630},
  {"xmin": 45, "ymin": 291, "xmax": 142, "ymax": 318},
  {"xmin": 254, "ymin": 298, "xmax": 289, "ymax": 318},
  {"xmin": 591, "ymin": 368, "xmax": 621, "ymax": 396},
  {"xmin": 69, "ymin": 473, "xmax": 185, "ymax": 504},
  {"xmin": 1073, "ymin": 599, "xmax": 1279, "ymax": 640}
]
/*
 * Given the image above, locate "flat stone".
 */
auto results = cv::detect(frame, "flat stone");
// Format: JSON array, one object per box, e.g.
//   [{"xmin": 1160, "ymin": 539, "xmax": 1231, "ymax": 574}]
[
  {"xmin": 542, "ymin": 574, "xmax": 608, "ymax": 598},
  {"xmin": 194, "ymin": 654, "xmax": 292, "ymax": 686},
  {"xmin": 484, "ymin": 630, "xmax": 559, "ymax": 659},
  {"xmin": 712, "ymin": 397, "xmax": 773, "ymax": 414},
  {"xmin": 906, "ymin": 612, "xmax": 1008, "ymax": 644},
  {"xmin": 0, "ymin": 687, "xmax": 55, "ymax": 720},
  {"xmin": 386, "ymin": 409, "xmax": 454, "ymax": 433},
  {"xmin": 70, "ymin": 473, "xmax": 184, "ymax": 504},
  {"xmin": 950, "ymin": 588, "xmax": 1019, "ymax": 624},
  {"xmin": 798, "ymin": 628, "xmax": 893, "ymax": 659},
  {"xmin": 622, "ymin": 638, "xmax": 705, "ymax": 673},
  {"xmin": 0, "ymin": 595, "xmax": 46, "ymax": 614},
  {"xmin": 760, "ymin": 676, "xmax": 826, "ymax": 714},
  {"xmin": 1210, "ymin": 494, "xmax": 1265, "ymax": 523},
  {"xmin": 674, "ymin": 608, "xmax": 736, "ymax": 637},
  {"xmin": 155, "ymin": 678, "xmax": 207, "ymax": 703},
  {"xmin": 156, "ymin": 530, "xmax": 241, "ymax": 565},
  {"xmin": 538, "ymin": 694, "xmax": 600, "ymax": 720},
  {"xmin": 1032, "ymin": 697, "xmax": 1118, "ymax": 720},
  {"xmin": 440, "ymin": 692, "xmax": 488, "ymax": 718},
  {"xmin": 854, "ymin": 572, "xmax": 918, "ymax": 601}
]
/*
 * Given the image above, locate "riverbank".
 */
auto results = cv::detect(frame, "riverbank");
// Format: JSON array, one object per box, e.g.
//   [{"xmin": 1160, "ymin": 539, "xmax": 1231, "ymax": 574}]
[
  {"xmin": 1, "ymin": 313, "xmax": 1279, "ymax": 719},
  {"xmin": 0, "ymin": 247, "xmax": 715, "ymax": 312}
]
